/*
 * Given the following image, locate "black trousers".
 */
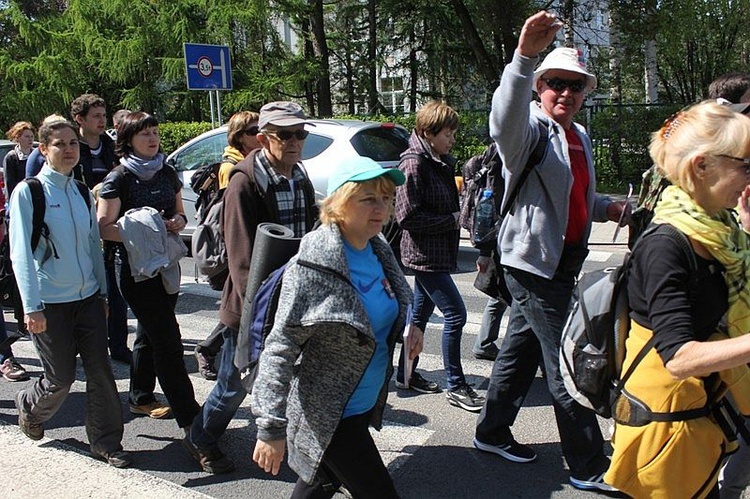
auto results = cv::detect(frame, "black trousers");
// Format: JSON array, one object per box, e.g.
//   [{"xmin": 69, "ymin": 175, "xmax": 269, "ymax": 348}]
[
  {"xmin": 119, "ymin": 264, "xmax": 199, "ymax": 427},
  {"xmin": 291, "ymin": 411, "xmax": 399, "ymax": 499}
]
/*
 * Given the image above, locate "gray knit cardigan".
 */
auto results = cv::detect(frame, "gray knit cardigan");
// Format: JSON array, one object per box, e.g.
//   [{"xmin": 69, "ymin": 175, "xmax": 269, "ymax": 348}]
[{"xmin": 251, "ymin": 223, "xmax": 413, "ymax": 484}]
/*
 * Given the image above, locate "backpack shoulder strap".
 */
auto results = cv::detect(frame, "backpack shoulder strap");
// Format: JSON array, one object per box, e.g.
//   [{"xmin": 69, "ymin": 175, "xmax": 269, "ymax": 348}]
[
  {"xmin": 73, "ymin": 179, "xmax": 92, "ymax": 212},
  {"xmin": 24, "ymin": 178, "xmax": 46, "ymax": 252},
  {"xmin": 500, "ymin": 119, "xmax": 549, "ymax": 218}
]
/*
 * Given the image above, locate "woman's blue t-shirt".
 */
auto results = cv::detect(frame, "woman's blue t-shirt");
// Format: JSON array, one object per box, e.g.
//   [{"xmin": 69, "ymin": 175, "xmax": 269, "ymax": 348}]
[{"xmin": 342, "ymin": 239, "xmax": 399, "ymax": 418}]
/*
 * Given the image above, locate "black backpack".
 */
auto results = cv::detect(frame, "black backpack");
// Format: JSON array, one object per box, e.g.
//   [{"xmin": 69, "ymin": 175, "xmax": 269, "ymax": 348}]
[
  {"xmin": 459, "ymin": 121, "xmax": 549, "ymax": 251},
  {"xmin": 190, "ymin": 161, "xmax": 222, "ymax": 224},
  {"xmin": 0, "ymin": 178, "xmax": 91, "ymax": 308}
]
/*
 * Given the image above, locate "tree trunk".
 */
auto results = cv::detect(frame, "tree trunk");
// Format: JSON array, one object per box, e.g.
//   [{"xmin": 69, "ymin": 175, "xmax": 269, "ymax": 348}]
[
  {"xmin": 309, "ymin": 0, "xmax": 332, "ymax": 117},
  {"xmin": 447, "ymin": 0, "xmax": 498, "ymax": 89},
  {"xmin": 644, "ymin": 40, "xmax": 658, "ymax": 103},
  {"xmin": 409, "ymin": 27, "xmax": 418, "ymax": 113},
  {"xmin": 366, "ymin": 0, "xmax": 381, "ymax": 115}
]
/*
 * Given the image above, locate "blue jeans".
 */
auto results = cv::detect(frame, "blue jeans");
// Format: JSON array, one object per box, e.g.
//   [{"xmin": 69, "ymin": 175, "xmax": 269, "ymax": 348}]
[
  {"xmin": 397, "ymin": 270, "xmax": 467, "ymax": 390},
  {"xmin": 475, "ymin": 250, "xmax": 607, "ymax": 478},
  {"xmin": 190, "ymin": 324, "xmax": 245, "ymax": 450},
  {"xmin": 473, "ymin": 296, "xmax": 507, "ymax": 354}
]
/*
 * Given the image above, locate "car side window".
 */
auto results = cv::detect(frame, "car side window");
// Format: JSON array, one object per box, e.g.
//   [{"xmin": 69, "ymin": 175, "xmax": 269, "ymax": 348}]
[
  {"xmin": 350, "ymin": 128, "xmax": 409, "ymax": 162},
  {"xmin": 301, "ymin": 133, "xmax": 334, "ymax": 161},
  {"xmin": 171, "ymin": 132, "xmax": 226, "ymax": 172}
]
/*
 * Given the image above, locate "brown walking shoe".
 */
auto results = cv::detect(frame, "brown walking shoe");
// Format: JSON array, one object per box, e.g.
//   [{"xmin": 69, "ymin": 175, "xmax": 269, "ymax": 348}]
[
  {"xmin": 129, "ymin": 401, "xmax": 171, "ymax": 419},
  {"xmin": 15, "ymin": 391, "xmax": 43, "ymax": 441}
]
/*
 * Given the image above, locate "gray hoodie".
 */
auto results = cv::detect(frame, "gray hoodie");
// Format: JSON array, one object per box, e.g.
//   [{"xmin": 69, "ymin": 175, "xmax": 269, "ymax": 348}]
[
  {"xmin": 251, "ymin": 223, "xmax": 412, "ymax": 484},
  {"xmin": 490, "ymin": 50, "xmax": 612, "ymax": 279}
]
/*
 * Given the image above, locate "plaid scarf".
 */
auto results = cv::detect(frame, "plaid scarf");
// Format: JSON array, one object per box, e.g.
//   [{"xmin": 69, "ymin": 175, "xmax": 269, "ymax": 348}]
[
  {"xmin": 256, "ymin": 150, "xmax": 309, "ymax": 238},
  {"xmin": 654, "ymin": 185, "xmax": 750, "ymax": 339}
]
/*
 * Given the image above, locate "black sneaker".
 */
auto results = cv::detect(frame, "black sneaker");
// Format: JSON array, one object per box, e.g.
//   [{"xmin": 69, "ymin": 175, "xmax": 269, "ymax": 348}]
[
  {"xmin": 473, "ymin": 345, "xmax": 499, "ymax": 361},
  {"xmin": 395, "ymin": 372, "xmax": 441, "ymax": 393},
  {"xmin": 182, "ymin": 436, "xmax": 236, "ymax": 474},
  {"xmin": 569, "ymin": 471, "xmax": 619, "ymax": 492},
  {"xmin": 92, "ymin": 449, "xmax": 133, "ymax": 469},
  {"xmin": 194, "ymin": 351, "xmax": 218, "ymax": 381},
  {"xmin": 446, "ymin": 384, "xmax": 485, "ymax": 412},
  {"xmin": 473, "ymin": 437, "xmax": 537, "ymax": 463}
]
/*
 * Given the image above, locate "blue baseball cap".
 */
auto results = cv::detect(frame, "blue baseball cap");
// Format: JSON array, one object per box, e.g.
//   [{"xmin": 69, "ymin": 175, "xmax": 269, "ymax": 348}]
[{"xmin": 326, "ymin": 156, "xmax": 406, "ymax": 196}]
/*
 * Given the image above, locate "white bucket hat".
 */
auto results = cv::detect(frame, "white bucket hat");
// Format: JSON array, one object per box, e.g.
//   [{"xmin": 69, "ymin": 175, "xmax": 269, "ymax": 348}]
[{"xmin": 533, "ymin": 47, "xmax": 597, "ymax": 92}]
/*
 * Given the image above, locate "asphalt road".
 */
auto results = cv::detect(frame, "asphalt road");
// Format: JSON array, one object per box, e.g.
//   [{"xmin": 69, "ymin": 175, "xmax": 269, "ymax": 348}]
[{"xmin": 1, "ymin": 227, "xmax": 631, "ymax": 499}]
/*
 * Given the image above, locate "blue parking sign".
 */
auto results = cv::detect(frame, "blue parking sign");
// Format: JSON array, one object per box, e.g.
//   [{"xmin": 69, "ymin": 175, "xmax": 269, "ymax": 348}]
[{"xmin": 184, "ymin": 43, "xmax": 233, "ymax": 91}]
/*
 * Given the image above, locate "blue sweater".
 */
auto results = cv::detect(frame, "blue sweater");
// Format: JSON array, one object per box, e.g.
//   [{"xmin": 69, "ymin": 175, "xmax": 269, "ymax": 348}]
[{"xmin": 9, "ymin": 165, "xmax": 106, "ymax": 313}]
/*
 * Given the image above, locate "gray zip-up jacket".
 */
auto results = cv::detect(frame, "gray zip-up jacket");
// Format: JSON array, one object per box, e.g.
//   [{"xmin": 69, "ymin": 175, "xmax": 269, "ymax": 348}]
[
  {"xmin": 116, "ymin": 206, "xmax": 187, "ymax": 294},
  {"xmin": 491, "ymin": 50, "xmax": 612, "ymax": 279},
  {"xmin": 251, "ymin": 223, "xmax": 412, "ymax": 484}
]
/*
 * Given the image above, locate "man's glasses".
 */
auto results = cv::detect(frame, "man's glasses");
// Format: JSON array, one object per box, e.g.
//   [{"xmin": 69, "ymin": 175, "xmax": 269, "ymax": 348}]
[
  {"xmin": 265, "ymin": 129, "xmax": 309, "ymax": 141},
  {"xmin": 243, "ymin": 126, "xmax": 259, "ymax": 136},
  {"xmin": 542, "ymin": 77, "xmax": 586, "ymax": 93},
  {"xmin": 717, "ymin": 154, "xmax": 750, "ymax": 175}
]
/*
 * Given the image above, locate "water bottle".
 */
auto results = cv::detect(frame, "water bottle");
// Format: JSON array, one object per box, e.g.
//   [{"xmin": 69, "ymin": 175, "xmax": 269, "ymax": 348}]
[{"xmin": 473, "ymin": 188, "xmax": 496, "ymax": 243}]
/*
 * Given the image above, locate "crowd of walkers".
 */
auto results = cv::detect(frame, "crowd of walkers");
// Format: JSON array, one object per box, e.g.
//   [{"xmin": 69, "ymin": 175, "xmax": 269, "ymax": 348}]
[{"xmin": 4, "ymin": 9, "xmax": 750, "ymax": 498}]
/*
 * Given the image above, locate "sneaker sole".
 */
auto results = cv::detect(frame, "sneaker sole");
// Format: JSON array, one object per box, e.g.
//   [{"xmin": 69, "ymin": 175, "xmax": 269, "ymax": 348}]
[
  {"xmin": 472, "ymin": 352, "xmax": 498, "ymax": 361},
  {"xmin": 3, "ymin": 373, "xmax": 30, "ymax": 382},
  {"xmin": 569, "ymin": 475, "xmax": 618, "ymax": 492},
  {"xmin": 473, "ymin": 438, "xmax": 537, "ymax": 463},
  {"xmin": 394, "ymin": 381, "xmax": 440, "ymax": 394},
  {"xmin": 446, "ymin": 396, "xmax": 484, "ymax": 413},
  {"xmin": 92, "ymin": 452, "xmax": 133, "ymax": 469}
]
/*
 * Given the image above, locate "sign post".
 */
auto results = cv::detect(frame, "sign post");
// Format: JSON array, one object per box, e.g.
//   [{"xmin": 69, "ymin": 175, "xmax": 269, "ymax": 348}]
[{"xmin": 183, "ymin": 43, "xmax": 233, "ymax": 126}]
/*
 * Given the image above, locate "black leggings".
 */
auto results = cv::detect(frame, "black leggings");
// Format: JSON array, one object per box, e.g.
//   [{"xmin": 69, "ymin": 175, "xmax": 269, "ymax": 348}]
[{"xmin": 291, "ymin": 411, "xmax": 399, "ymax": 499}]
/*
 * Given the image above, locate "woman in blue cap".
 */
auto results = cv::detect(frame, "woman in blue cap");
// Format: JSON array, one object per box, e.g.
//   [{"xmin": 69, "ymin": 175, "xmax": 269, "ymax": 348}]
[{"xmin": 252, "ymin": 156, "xmax": 422, "ymax": 498}]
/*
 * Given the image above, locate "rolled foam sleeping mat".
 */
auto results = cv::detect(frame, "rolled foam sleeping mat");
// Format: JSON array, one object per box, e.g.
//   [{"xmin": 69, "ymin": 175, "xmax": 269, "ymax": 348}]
[
  {"xmin": 235, "ymin": 223, "xmax": 300, "ymax": 379},
  {"xmin": 244, "ymin": 223, "xmax": 301, "ymax": 305}
]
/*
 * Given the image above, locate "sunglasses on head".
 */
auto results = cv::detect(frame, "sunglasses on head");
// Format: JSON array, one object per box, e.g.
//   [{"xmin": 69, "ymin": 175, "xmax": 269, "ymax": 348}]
[
  {"xmin": 542, "ymin": 77, "xmax": 586, "ymax": 93},
  {"xmin": 243, "ymin": 126, "xmax": 259, "ymax": 136},
  {"xmin": 265, "ymin": 129, "xmax": 309, "ymax": 141}
]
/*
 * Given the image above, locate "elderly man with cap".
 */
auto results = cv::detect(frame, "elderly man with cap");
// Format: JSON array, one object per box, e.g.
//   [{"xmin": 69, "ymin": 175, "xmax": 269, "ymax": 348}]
[
  {"xmin": 184, "ymin": 101, "xmax": 319, "ymax": 474},
  {"xmin": 472, "ymin": 11, "xmax": 629, "ymax": 492}
]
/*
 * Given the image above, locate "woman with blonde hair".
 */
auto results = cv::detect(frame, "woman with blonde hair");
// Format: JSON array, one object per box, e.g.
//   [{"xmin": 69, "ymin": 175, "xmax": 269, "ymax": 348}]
[
  {"xmin": 253, "ymin": 156, "xmax": 421, "ymax": 498},
  {"xmin": 605, "ymin": 101, "xmax": 750, "ymax": 497}
]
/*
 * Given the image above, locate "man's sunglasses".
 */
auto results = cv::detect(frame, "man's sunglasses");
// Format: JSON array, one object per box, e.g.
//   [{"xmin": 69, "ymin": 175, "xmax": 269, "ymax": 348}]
[
  {"xmin": 265, "ymin": 129, "xmax": 309, "ymax": 141},
  {"xmin": 542, "ymin": 77, "xmax": 586, "ymax": 93},
  {"xmin": 243, "ymin": 126, "xmax": 259, "ymax": 136}
]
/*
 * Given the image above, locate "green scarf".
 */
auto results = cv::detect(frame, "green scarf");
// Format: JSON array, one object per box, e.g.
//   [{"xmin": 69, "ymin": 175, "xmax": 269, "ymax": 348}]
[{"xmin": 654, "ymin": 185, "xmax": 750, "ymax": 338}]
